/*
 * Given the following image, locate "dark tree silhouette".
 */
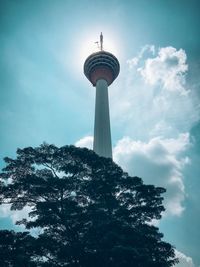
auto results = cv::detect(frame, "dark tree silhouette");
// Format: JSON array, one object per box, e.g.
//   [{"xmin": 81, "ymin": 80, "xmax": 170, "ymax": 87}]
[
  {"xmin": 0, "ymin": 144, "xmax": 178, "ymax": 266},
  {"xmin": 0, "ymin": 230, "xmax": 36, "ymax": 267}
]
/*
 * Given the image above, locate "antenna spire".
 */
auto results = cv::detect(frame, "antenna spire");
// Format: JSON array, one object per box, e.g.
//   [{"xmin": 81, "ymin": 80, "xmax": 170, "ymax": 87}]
[{"xmin": 100, "ymin": 32, "xmax": 103, "ymax": 51}]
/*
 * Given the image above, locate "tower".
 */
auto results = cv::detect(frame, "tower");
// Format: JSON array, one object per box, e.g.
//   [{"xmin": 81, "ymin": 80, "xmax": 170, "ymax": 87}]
[{"xmin": 84, "ymin": 33, "xmax": 120, "ymax": 158}]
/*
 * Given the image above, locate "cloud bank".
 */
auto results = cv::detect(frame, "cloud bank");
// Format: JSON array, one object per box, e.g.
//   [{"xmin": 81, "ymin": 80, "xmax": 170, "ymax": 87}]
[
  {"xmin": 114, "ymin": 134, "xmax": 189, "ymax": 216},
  {"xmin": 175, "ymin": 250, "xmax": 196, "ymax": 267},
  {"xmin": 111, "ymin": 45, "xmax": 199, "ymax": 141},
  {"xmin": 139, "ymin": 46, "xmax": 188, "ymax": 95},
  {"xmin": 75, "ymin": 136, "xmax": 93, "ymax": 149},
  {"xmin": 0, "ymin": 204, "xmax": 31, "ymax": 225}
]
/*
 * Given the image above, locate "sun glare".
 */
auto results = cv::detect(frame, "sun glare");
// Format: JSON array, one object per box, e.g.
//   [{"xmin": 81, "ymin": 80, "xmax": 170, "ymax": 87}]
[
  {"xmin": 69, "ymin": 28, "xmax": 122, "ymax": 79},
  {"xmin": 79, "ymin": 31, "xmax": 119, "ymax": 70},
  {"xmin": 80, "ymin": 34, "xmax": 119, "ymax": 64}
]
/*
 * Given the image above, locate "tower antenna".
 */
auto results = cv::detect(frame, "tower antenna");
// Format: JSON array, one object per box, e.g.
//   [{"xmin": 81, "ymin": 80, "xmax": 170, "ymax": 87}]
[{"xmin": 100, "ymin": 32, "xmax": 103, "ymax": 51}]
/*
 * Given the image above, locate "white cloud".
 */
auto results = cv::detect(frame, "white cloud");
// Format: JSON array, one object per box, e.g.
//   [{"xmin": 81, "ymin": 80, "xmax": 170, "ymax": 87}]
[
  {"xmin": 127, "ymin": 44, "xmax": 155, "ymax": 68},
  {"xmin": 75, "ymin": 136, "xmax": 93, "ymax": 149},
  {"xmin": 175, "ymin": 250, "xmax": 196, "ymax": 267},
  {"xmin": 110, "ymin": 45, "xmax": 199, "ymax": 141},
  {"xmin": 139, "ymin": 46, "xmax": 188, "ymax": 95},
  {"xmin": 113, "ymin": 133, "xmax": 190, "ymax": 217},
  {"xmin": 0, "ymin": 204, "xmax": 31, "ymax": 224}
]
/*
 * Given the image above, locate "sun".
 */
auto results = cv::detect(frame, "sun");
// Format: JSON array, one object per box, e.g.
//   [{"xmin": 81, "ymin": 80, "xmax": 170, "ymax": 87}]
[
  {"xmin": 80, "ymin": 34, "xmax": 119, "ymax": 64},
  {"xmin": 69, "ymin": 29, "xmax": 122, "ymax": 78}
]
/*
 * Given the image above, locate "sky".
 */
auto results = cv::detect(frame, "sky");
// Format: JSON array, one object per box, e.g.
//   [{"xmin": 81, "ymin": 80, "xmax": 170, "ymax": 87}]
[{"xmin": 0, "ymin": 0, "xmax": 200, "ymax": 266}]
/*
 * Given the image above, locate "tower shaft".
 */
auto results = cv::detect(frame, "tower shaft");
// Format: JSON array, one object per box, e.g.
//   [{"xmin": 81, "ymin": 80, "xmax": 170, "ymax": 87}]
[
  {"xmin": 93, "ymin": 79, "xmax": 112, "ymax": 158},
  {"xmin": 84, "ymin": 34, "xmax": 120, "ymax": 159}
]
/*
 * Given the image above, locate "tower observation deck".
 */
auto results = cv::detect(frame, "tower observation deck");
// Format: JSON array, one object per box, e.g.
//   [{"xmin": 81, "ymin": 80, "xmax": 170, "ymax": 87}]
[{"xmin": 84, "ymin": 33, "xmax": 120, "ymax": 158}]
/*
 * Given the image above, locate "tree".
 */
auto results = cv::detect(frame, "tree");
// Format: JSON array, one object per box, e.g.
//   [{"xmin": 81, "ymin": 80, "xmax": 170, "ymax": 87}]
[
  {"xmin": 0, "ymin": 144, "xmax": 178, "ymax": 266},
  {"xmin": 0, "ymin": 230, "xmax": 36, "ymax": 267}
]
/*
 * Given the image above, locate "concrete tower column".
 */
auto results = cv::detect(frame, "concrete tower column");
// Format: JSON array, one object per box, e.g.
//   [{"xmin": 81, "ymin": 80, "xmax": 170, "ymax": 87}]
[
  {"xmin": 94, "ymin": 79, "xmax": 112, "ymax": 158},
  {"xmin": 84, "ymin": 33, "xmax": 120, "ymax": 159}
]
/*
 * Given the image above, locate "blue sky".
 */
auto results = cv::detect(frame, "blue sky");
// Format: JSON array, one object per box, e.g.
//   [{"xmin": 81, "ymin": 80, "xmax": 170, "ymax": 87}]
[{"xmin": 0, "ymin": 0, "xmax": 200, "ymax": 266}]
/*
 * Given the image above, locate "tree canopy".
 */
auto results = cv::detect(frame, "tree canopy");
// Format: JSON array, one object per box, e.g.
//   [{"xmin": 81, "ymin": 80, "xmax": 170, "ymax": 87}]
[{"xmin": 0, "ymin": 144, "xmax": 178, "ymax": 266}]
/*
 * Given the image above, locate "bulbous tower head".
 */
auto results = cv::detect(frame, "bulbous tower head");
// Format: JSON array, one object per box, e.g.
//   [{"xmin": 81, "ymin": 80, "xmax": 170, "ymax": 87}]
[{"xmin": 84, "ymin": 33, "xmax": 120, "ymax": 86}]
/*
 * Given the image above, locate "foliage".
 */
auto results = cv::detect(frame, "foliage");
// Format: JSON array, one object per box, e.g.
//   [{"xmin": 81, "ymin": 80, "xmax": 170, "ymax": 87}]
[
  {"xmin": 0, "ymin": 144, "xmax": 178, "ymax": 266},
  {"xmin": 0, "ymin": 230, "xmax": 36, "ymax": 267}
]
